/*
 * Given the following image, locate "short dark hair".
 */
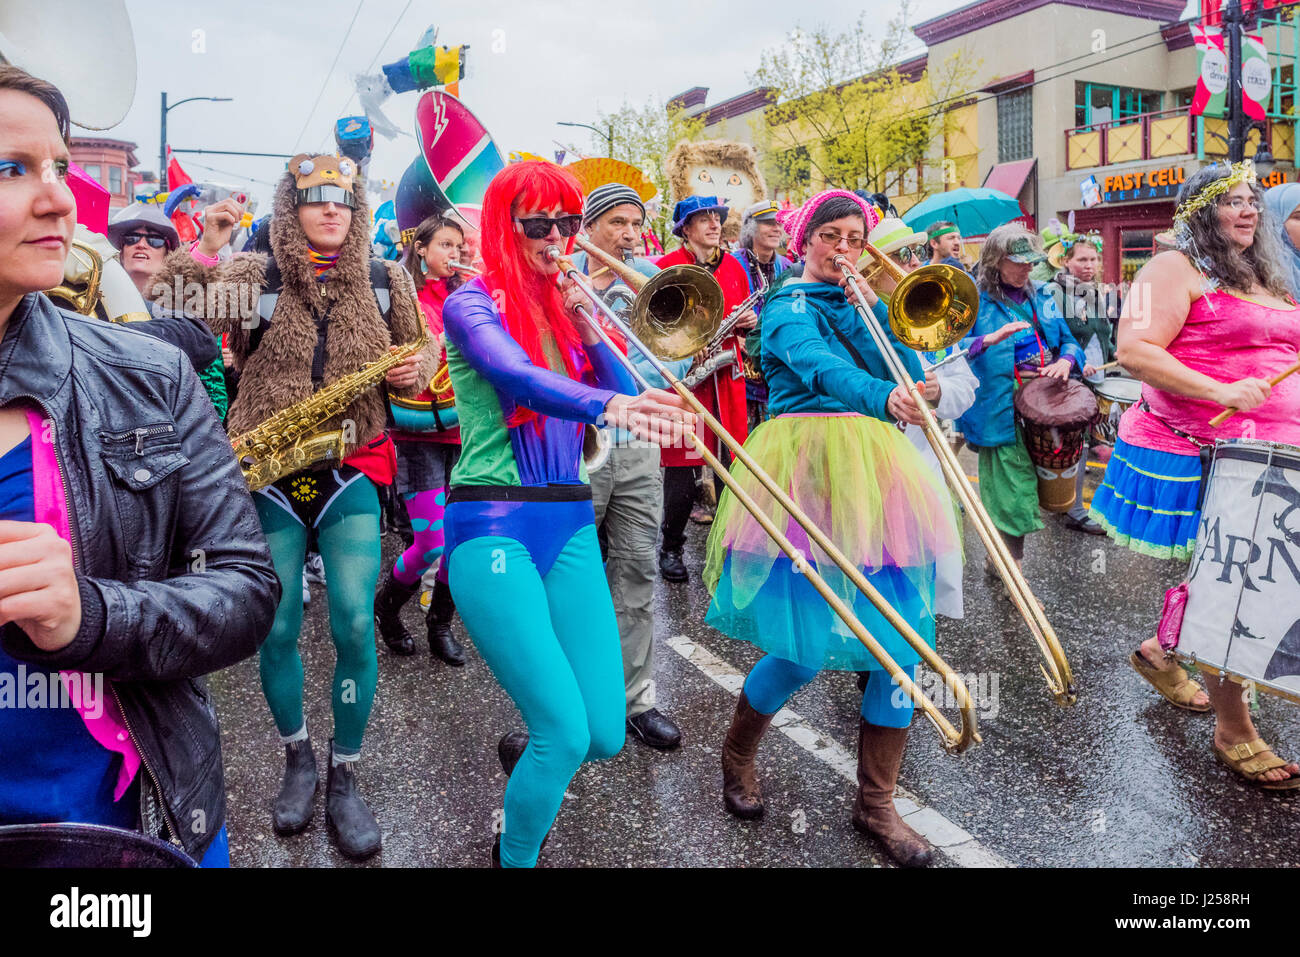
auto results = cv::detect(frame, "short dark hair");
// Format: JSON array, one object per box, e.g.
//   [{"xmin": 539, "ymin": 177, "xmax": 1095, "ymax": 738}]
[
  {"xmin": 0, "ymin": 65, "xmax": 71, "ymax": 144},
  {"xmin": 801, "ymin": 196, "xmax": 865, "ymax": 252},
  {"xmin": 927, "ymin": 221, "xmax": 957, "ymax": 252},
  {"xmin": 402, "ymin": 213, "xmax": 465, "ymax": 295}
]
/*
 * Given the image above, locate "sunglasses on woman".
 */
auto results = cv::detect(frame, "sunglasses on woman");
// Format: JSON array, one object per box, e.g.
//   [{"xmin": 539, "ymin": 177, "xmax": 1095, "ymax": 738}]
[
  {"xmin": 514, "ymin": 215, "xmax": 584, "ymax": 240},
  {"xmin": 122, "ymin": 232, "xmax": 169, "ymax": 249}
]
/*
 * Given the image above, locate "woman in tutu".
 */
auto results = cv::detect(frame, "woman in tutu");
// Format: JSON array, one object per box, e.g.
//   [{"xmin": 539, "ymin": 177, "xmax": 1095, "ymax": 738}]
[{"xmin": 704, "ymin": 190, "xmax": 961, "ymax": 867}]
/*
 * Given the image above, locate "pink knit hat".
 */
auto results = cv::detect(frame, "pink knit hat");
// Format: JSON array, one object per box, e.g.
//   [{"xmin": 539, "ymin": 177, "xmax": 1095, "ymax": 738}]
[{"xmin": 776, "ymin": 189, "xmax": 881, "ymax": 255}]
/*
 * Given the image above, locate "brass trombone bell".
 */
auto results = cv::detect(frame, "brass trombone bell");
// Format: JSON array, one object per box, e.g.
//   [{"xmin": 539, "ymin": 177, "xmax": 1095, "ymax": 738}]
[
  {"xmin": 858, "ymin": 243, "xmax": 979, "ymax": 353},
  {"xmin": 572, "ymin": 236, "xmax": 724, "ymax": 362}
]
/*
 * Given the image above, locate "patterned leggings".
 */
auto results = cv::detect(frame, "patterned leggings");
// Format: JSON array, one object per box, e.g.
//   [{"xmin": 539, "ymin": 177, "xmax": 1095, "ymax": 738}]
[{"xmin": 392, "ymin": 487, "xmax": 448, "ymax": 585}]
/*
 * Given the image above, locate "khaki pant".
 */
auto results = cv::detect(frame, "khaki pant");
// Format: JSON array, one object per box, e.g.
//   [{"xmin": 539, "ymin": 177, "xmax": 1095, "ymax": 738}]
[{"xmin": 589, "ymin": 442, "xmax": 662, "ymax": 718}]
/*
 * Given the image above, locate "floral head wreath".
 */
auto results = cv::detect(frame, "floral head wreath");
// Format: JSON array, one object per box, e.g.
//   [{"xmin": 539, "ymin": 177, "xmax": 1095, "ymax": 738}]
[
  {"xmin": 1173, "ymin": 160, "xmax": 1257, "ymax": 228},
  {"xmin": 1060, "ymin": 231, "xmax": 1103, "ymax": 255}
]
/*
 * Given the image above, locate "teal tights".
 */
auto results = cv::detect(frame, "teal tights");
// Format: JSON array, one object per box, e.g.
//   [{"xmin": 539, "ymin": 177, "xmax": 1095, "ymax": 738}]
[
  {"xmin": 448, "ymin": 527, "xmax": 625, "ymax": 868},
  {"xmin": 254, "ymin": 477, "xmax": 381, "ymax": 755}
]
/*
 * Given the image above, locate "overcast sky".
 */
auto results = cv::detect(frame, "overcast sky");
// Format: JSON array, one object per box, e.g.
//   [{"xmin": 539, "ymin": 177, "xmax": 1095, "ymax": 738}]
[{"xmin": 94, "ymin": 0, "xmax": 1194, "ymax": 211}]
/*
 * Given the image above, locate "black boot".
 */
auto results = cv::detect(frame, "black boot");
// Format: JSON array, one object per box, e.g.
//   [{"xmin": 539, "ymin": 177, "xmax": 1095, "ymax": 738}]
[
  {"xmin": 325, "ymin": 744, "xmax": 382, "ymax": 860},
  {"xmin": 498, "ymin": 730, "xmax": 529, "ymax": 776},
  {"xmin": 658, "ymin": 548, "xmax": 688, "ymax": 583},
  {"xmin": 427, "ymin": 580, "xmax": 465, "ymax": 666},
  {"xmin": 374, "ymin": 571, "xmax": 418, "ymax": 656},
  {"xmin": 271, "ymin": 737, "xmax": 319, "ymax": 836}
]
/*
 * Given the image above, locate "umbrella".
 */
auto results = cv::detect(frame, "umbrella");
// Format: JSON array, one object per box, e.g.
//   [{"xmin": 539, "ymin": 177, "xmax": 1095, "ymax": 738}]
[{"xmin": 901, "ymin": 187, "xmax": 1023, "ymax": 236}]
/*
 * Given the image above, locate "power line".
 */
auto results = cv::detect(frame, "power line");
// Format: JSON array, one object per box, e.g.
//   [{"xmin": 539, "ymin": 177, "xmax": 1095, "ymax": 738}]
[
  {"xmin": 292, "ymin": 0, "xmax": 368, "ymax": 153},
  {"xmin": 317, "ymin": 0, "xmax": 416, "ymax": 151}
]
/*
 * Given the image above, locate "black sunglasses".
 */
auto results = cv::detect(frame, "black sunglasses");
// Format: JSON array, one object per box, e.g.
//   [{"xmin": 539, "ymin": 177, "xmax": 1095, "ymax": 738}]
[
  {"xmin": 122, "ymin": 232, "xmax": 169, "ymax": 249},
  {"xmin": 514, "ymin": 215, "xmax": 583, "ymax": 240}
]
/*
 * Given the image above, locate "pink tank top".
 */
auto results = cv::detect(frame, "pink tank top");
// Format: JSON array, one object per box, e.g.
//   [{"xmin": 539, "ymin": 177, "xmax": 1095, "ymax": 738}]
[{"xmin": 1119, "ymin": 289, "xmax": 1300, "ymax": 455}]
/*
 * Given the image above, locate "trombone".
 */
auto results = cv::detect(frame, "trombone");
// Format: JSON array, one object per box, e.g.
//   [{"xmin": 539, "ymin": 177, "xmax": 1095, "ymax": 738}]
[
  {"xmin": 554, "ymin": 237, "xmax": 981, "ymax": 754},
  {"xmin": 841, "ymin": 246, "xmax": 1076, "ymax": 705}
]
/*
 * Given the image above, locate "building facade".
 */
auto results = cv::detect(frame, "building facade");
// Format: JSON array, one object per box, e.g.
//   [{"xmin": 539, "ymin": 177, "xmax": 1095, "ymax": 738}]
[
  {"xmin": 685, "ymin": 0, "xmax": 1300, "ymax": 282},
  {"xmin": 69, "ymin": 137, "xmax": 140, "ymax": 211}
]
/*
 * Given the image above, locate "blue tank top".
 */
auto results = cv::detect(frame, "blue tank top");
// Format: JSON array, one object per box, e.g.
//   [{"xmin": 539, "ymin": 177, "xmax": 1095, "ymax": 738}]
[{"xmin": 0, "ymin": 436, "xmax": 138, "ymax": 827}]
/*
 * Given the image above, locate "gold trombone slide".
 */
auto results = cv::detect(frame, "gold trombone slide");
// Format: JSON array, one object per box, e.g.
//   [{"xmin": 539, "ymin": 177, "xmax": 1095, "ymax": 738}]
[
  {"xmin": 554, "ymin": 238, "xmax": 981, "ymax": 753},
  {"xmin": 842, "ymin": 247, "xmax": 1076, "ymax": 705}
]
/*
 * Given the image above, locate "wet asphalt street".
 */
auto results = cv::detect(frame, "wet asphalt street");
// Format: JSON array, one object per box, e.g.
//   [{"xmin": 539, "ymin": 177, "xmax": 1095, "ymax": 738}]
[{"xmin": 211, "ymin": 451, "xmax": 1300, "ymax": 868}]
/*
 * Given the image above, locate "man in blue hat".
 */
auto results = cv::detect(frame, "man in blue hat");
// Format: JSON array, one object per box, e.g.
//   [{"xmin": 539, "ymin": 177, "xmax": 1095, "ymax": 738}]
[{"xmin": 656, "ymin": 196, "xmax": 757, "ymax": 583}]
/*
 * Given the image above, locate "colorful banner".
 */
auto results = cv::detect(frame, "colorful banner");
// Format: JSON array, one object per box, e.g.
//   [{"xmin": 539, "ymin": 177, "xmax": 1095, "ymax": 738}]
[
  {"xmin": 1242, "ymin": 32, "xmax": 1271, "ymax": 120},
  {"xmin": 1191, "ymin": 25, "xmax": 1228, "ymax": 117}
]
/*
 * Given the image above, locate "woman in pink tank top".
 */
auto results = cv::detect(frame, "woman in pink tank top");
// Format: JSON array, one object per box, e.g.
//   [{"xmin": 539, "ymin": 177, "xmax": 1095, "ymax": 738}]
[{"xmin": 1091, "ymin": 162, "xmax": 1300, "ymax": 789}]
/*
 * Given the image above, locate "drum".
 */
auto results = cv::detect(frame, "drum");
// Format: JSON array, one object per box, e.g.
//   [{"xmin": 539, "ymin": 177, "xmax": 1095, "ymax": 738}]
[
  {"xmin": 0, "ymin": 823, "xmax": 197, "ymax": 868},
  {"xmin": 1174, "ymin": 439, "xmax": 1300, "ymax": 703},
  {"xmin": 1091, "ymin": 375, "xmax": 1142, "ymax": 445},
  {"xmin": 1013, "ymin": 376, "xmax": 1098, "ymax": 512}
]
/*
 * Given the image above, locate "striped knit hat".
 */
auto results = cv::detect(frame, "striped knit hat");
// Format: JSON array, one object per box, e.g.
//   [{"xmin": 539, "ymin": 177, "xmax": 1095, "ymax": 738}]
[
  {"xmin": 776, "ymin": 189, "xmax": 880, "ymax": 254},
  {"xmin": 583, "ymin": 183, "xmax": 646, "ymax": 226}
]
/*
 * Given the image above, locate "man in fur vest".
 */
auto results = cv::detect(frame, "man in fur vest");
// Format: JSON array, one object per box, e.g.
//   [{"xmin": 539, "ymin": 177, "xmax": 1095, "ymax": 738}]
[{"xmin": 149, "ymin": 153, "xmax": 432, "ymax": 860}]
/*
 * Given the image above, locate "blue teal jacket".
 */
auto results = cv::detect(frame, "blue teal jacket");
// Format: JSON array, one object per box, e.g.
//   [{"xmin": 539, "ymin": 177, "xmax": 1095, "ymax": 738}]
[
  {"xmin": 760, "ymin": 280, "xmax": 923, "ymax": 420},
  {"xmin": 955, "ymin": 280, "xmax": 1086, "ymax": 448}
]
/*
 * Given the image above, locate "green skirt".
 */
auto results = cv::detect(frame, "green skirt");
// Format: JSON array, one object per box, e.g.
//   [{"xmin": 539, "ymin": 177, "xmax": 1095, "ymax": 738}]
[{"xmin": 976, "ymin": 426, "xmax": 1043, "ymax": 538}]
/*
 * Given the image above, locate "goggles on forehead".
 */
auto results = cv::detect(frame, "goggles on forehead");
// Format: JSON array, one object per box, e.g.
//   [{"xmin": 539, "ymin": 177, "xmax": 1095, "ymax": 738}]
[{"xmin": 296, "ymin": 185, "xmax": 356, "ymax": 208}]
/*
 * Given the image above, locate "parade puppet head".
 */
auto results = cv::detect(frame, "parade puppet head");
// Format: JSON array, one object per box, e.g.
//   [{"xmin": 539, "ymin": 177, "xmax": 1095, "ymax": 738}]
[{"xmin": 666, "ymin": 140, "xmax": 766, "ymax": 244}]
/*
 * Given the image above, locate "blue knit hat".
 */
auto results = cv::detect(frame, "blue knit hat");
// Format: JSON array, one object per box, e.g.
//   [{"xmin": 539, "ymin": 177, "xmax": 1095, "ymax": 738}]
[{"xmin": 671, "ymin": 195, "xmax": 728, "ymax": 237}]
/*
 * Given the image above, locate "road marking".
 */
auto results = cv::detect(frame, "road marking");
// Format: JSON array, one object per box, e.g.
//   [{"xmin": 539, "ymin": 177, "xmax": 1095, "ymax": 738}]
[{"xmin": 667, "ymin": 634, "xmax": 1011, "ymax": 868}]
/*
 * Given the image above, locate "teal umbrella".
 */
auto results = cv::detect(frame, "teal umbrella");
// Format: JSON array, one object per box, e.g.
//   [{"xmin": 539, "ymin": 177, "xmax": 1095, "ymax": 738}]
[{"xmin": 901, "ymin": 187, "xmax": 1023, "ymax": 236}]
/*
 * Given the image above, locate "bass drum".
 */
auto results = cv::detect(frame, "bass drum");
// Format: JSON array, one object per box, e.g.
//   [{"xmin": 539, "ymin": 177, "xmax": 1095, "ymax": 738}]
[
  {"xmin": 0, "ymin": 823, "xmax": 196, "ymax": 868},
  {"xmin": 1174, "ymin": 439, "xmax": 1300, "ymax": 703}
]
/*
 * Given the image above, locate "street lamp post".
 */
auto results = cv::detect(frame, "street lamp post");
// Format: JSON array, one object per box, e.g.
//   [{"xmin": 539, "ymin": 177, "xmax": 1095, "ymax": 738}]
[
  {"xmin": 160, "ymin": 92, "xmax": 233, "ymax": 190},
  {"xmin": 557, "ymin": 121, "xmax": 615, "ymax": 156}
]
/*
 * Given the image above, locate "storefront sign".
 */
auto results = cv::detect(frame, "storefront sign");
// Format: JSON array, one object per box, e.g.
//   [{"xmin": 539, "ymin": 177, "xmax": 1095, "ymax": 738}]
[
  {"xmin": 1101, "ymin": 166, "xmax": 1187, "ymax": 203},
  {"xmin": 1260, "ymin": 169, "xmax": 1294, "ymax": 189}
]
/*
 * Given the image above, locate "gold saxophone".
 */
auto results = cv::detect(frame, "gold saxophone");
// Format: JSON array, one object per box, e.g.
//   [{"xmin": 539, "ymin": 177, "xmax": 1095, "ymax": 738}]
[{"xmin": 232, "ymin": 328, "xmax": 430, "ymax": 491}]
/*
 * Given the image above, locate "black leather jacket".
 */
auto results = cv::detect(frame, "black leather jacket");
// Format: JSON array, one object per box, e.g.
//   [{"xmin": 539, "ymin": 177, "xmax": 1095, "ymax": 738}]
[{"xmin": 0, "ymin": 292, "xmax": 279, "ymax": 861}]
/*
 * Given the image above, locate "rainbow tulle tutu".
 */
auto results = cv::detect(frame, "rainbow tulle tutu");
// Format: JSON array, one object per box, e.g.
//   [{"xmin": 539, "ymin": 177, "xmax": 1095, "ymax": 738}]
[{"xmin": 704, "ymin": 414, "xmax": 961, "ymax": 671}]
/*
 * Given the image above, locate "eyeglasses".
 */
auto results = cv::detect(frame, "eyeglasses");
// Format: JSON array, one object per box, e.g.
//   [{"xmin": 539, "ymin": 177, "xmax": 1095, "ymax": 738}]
[
  {"xmin": 122, "ymin": 232, "xmax": 169, "ymax": 249},
  {"xmin": 814, "ymin": 228, "xmax": 866, "ymax": 250},
  {"xmin": 1219, "ymin": 197, "xmax": 1262, "ymax": 213},
  {"xmin": 514, "ymin": 215, "xmax": 584, "ymax": 239}
]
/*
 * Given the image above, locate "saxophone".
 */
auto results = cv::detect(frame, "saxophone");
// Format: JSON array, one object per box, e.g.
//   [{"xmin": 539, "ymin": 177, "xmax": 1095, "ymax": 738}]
[{"xmin": 232, "ymin": 327, "xmax": 430, "ymax": 491}]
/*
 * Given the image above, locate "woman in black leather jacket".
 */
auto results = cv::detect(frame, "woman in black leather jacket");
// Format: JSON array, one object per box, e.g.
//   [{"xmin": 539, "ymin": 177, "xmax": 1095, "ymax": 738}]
[{"xmin": 0, "ymin": 66, "xmax": 279, "ymax": 865}]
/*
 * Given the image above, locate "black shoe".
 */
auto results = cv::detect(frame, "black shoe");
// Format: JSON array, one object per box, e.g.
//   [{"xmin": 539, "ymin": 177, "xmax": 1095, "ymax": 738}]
[
  {"xmin": 272, "ymin": 737, "xmax": 319, "ymax": 836},
  {"xmin": 324, "ymin": 743, "xmax": 382, "ymax": 860},
  {"xmin": 427, "ymin": 580, "xmax": 466, "ymax": 666},
  {"xmin": 498, "ymin": 730, "xmax": 529, "ymax": 777},
  {"xmin": 855, "ymin": 671, "xmax": 869, "ymax": 693},
  {"xmin": 658, "ymin": 549, "xmax": 688, "ymax": 583},
  {"xmin": 1062, "ymin": 513, "xmax": 1105, "ymax": 535},
  {"xmin": 374, "ymin": 571, "xmax": 418, "ymax": 656},
  {"xmin": 627, "ymin": 708, "xmax": 682, "ymax": 751},
  {"xmin": 490, "ymin": 833, "xmax": 502, "ymax": 868}
]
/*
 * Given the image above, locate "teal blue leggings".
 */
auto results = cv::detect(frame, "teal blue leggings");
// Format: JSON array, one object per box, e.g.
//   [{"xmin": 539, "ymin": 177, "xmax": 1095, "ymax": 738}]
[
  {"xmin": 744, "ymin": 655, "xmax": 917, "ymax": 728},
  {"xmin": 448, "ymin": 527, "xmax": 625, "ymax": 868},
  {"xmin": 253, "ymin": 476, "xmax": 381, "ymax": 756}
]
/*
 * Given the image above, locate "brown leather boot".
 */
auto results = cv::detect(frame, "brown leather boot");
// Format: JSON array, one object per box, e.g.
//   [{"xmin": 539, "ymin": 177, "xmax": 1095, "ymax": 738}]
[
  {"xmin": 721, "ymin": 691, "xmax": 775, "ymax": 820},
  {"xmin": 850, "ymin": 719, "xmax": 933, "ymax": 868}
]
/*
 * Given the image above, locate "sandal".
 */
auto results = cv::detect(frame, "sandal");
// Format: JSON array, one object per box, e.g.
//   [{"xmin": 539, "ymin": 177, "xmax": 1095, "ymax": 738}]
[
  {"xmin": 1128, "ymin": 650, "xmax": 1210, "ymax": 712},
  {"xmin": 1214, "ymin": 737, "xmax": 1300, "ymax": 790},
  {"xmin": 984, "ymin": 560, "xmax": 1045, "ymax": 610}
]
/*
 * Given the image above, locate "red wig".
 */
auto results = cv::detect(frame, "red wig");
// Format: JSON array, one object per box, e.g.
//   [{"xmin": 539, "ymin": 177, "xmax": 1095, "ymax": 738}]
[{"xmin": 480, "ymin": 162, "xmax": 586, "ymax": 426}]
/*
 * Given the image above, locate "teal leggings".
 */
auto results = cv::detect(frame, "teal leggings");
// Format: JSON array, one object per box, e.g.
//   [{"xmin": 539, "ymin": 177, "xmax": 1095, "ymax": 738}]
[
  {"xmin": 448, "ymin": 527, "xmax": 625, "ymax": 868},
  {"xmin": 253, "ymin": 476, "xmax": 381, "ymax": 756}
]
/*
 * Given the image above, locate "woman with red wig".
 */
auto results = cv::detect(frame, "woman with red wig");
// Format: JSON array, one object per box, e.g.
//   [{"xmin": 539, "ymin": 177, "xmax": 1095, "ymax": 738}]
[{"xmin": 440, "ymin": 162, "xmax": 692, "ymax": 867}]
